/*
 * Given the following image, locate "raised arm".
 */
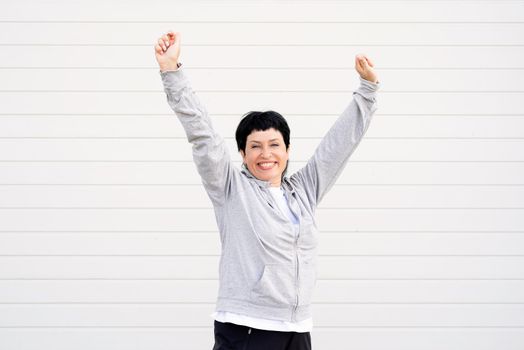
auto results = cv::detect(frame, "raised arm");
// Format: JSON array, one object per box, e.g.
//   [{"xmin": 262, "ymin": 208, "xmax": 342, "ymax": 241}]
[
  {"xmin": 155, "ymin": 31, "xmax": 233, "ymax": 206},
  {"xmin": 290, "ymin": 55, "xmax": 380, "ymax": 206}
]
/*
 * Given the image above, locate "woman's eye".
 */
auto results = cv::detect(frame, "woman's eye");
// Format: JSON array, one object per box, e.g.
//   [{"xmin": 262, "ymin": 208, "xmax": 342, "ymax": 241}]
[
  {"xmin": 271, "ymin": 144, "xmax": 279, "ymax": 147},
  {"xmin": 251, "ymin": 145, "xmax": 259, "ymax": 148}
]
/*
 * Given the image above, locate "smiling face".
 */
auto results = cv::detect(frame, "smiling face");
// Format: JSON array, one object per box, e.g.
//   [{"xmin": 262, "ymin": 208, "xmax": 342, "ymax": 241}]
[{"xmin": 240, "ymin": 128, "xmax": 290, "ymax": 187}]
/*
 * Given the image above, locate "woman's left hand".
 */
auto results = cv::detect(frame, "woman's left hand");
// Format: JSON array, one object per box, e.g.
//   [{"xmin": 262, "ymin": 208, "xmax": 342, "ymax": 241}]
[{"xmin": 355, "ymin": 54, "xmax": 378, "ymax": 83}]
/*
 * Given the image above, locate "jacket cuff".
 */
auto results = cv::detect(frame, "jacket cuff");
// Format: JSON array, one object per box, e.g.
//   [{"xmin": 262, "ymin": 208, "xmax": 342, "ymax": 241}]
[
  {"xmin": 159, "ymin": 66, "xmax": 190, "ymax": 94},
  {"xmin": 355, "ymin": 76, "xmax": 380, "ymax": 99}
]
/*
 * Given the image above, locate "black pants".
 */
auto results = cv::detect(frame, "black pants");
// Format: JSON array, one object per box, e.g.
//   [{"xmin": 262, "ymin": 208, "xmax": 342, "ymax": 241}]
[{"xmin": 213, "ymin": 321, "xmax": 312, "ymax": 350}]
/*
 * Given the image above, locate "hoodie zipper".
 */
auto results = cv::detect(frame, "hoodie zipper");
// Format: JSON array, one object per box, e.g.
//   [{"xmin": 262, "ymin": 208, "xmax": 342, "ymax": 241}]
[
  {"xmin": 293, "ymin": 232, "xmax": 299, "ymax": 321},
  {"xmin": 286, "ymin": 189, "xmax": 301, "ymax": 322}
]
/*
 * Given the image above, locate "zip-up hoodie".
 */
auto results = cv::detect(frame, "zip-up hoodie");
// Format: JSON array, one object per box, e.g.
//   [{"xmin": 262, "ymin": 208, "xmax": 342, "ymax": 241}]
[{"xmin": 160, "ymin": 67, "xmax": 380, "ymax": 322}]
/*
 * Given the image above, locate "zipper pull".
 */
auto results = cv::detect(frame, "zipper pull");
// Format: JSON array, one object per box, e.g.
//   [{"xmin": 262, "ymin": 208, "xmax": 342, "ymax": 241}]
[{"xmin": 248, "ymin": 328, "xmax": 252, "ymax": 335}]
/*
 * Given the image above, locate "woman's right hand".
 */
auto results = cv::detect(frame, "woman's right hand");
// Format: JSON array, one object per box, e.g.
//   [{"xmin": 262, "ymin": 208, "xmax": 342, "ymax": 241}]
[
  {"xmin": 154, "ymin": 31, "xmax": 181, "ymax": 71},
  {"xmin": 355, "ymin": 54, "xmax": 378, "ymax": 84}
]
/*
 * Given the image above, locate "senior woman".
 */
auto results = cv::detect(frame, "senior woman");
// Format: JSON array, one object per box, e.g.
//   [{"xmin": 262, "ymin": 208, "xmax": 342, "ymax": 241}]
[{"xmin": 155, "ymin": 31, "xmax": 379, "ymax": 350}]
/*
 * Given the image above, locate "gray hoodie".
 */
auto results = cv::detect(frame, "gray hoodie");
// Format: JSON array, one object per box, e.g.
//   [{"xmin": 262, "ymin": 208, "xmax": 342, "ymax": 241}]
[{"xmin": 160, "ymin": 67, "xmax": 379, "ymax": 322}]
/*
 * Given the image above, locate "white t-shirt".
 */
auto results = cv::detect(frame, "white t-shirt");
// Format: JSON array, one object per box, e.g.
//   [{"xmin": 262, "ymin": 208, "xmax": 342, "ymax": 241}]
[{"xmin": 212, "ymin": 185, "xmax": 313, "ymax": 332}]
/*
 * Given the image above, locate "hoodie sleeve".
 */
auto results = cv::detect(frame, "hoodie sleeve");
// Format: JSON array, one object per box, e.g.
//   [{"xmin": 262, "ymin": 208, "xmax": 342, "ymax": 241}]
[
  {"xmin": 290, "ymin": 77, "xmax": 380, "ymax": 207},
  {"xmin": 160, "ymin": 67, "xmax": 233, "ymax": 206}
]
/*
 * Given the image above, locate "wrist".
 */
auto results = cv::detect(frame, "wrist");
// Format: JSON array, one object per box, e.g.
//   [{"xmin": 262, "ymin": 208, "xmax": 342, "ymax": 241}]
[
  {"xmin": 160, "ymin": 62, "xmax": 182, "ymax": 72},
  {"xmin": 361, "ymin": 74, "xmax": 378, "ymax": 84}
]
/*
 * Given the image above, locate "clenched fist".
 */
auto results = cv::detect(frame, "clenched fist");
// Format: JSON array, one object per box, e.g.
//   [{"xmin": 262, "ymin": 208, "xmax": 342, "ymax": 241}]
[
  {"xmin": 355, "ymin": 54, "xmax": 378, "ymax": 84},
  {"xmin": 154, "ymin": 31, "xmax": 181, "ymax": 72}
]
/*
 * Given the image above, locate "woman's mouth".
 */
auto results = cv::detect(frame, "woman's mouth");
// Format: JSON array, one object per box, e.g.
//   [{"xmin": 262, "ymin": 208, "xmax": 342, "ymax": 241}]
[{"xmin": 257, "ymin": 162, "xmax": 277, "ymax": 170}]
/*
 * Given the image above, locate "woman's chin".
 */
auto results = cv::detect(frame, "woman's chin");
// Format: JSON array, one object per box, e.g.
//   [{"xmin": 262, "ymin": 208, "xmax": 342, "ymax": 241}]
[{"xmin": 254, "ymin": 171, "xmax": 278, "ymax": 183}]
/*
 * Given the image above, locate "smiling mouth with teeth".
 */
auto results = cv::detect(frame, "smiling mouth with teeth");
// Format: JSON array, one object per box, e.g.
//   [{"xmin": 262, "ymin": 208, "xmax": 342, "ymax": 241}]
[{"xmin": 258, "ymin": 162, "xmax": 277, "ymax": 169}]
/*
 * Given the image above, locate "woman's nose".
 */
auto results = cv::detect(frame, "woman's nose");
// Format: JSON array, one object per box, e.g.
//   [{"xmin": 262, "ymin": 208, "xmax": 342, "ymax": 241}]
[{"xmin": 261, "ymin": 148, "xmax": 271, "ymax": 158}]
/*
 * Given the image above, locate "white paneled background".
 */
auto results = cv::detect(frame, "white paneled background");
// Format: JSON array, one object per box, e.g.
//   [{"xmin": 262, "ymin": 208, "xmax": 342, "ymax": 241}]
[{"xmin": 1, "ymin": 0, "xmax": 524, "ymax": 349}]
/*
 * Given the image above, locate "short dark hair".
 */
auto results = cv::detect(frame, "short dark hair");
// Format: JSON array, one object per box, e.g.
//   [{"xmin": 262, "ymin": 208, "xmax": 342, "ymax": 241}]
[{"xmin": 235, "ymin": 110, "xmax": 290, "ymax": 153}]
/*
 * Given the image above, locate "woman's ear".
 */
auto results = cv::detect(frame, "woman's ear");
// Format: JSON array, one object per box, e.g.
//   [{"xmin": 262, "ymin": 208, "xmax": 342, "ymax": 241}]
[{"xmin": 239, "ymin": 150, "xmax": 246, "ymax": 160}]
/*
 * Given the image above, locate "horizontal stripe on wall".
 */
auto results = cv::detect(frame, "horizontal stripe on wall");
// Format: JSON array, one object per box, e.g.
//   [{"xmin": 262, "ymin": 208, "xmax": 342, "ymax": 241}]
[
  {"xmin": 0, "ymin": 138, "xmax": 522, "ymax": 161},
  {"xmin": 1, "ymin": 90, "xmax": 522, "ymax": 115},
  {"xmin": 1, "ymin": 185, "xmax": 524, "ymax": 208},
  {"xmin": 1, "ymin": 115, "xmax": 524, "ymax": 138},
  {"xmin": 1, "ymin": 232, "xmax": 524, "ymax": 256},
  {"xmin": 1, "ymin": 256, "xmax": 524, "ymax": 279},
  {"xmin": 0, "ymin": 162, "xmax": 522, "ymax": 184},
  {"xmin": 2, "ymin": 279, "xmax": 524, "ymax": 303},
  {"xmin": 0, "ymin": 208, "xmax": 522, "ymax": 231},
  {"xmin": 1, "ymin": 46, "xmax": 524, "ymax": 69},
  {"xmin": 1, "ymin": 69, "xmax": 523, "ymax": 92},
  {"xmin": 3, "ymin": 22, "xmax": 524, "ymax": 45},
  {"xmin": 2, "ymin": 1, "xmax": 523, "ymax": 22},
  {"xmin": 1, "ymin": 304, "xmax": 524, "ymax": 327}
]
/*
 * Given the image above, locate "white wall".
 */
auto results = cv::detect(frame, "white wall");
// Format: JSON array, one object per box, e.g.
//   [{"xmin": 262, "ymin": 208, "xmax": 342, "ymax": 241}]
[{"xmin": 1, "ymin": 0, "xmax": 524, "ymax": 349}]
